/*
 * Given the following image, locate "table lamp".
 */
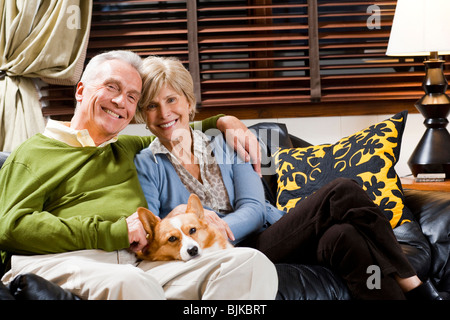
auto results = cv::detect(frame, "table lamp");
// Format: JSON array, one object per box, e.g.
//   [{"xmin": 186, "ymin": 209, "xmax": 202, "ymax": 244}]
[{"xmin": 386, "ymin": 0, "xmax": 450, "ymax": 178}]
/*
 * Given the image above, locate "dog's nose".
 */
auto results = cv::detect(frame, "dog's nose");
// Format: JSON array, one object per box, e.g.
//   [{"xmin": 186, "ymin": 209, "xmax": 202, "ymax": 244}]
[{"xmin": 187, "ymin": 246, "xmax": 198, "ymax": 257}]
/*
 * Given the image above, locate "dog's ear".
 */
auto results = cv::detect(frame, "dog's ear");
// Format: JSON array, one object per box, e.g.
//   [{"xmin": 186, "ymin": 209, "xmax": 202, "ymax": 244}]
[
  {"xmin": 186, "ymin": 194, "xmax": 204, "ymax": 219},
  {"xmin": 137, "ymin": 207, "xmax": 159, "ymax": 240}
]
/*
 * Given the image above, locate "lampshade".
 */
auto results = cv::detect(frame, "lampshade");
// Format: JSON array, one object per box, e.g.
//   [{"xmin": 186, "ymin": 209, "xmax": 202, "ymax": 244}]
[{"xmin": 386, "ymin": 0, "xmax": 450, "ymax": 56}]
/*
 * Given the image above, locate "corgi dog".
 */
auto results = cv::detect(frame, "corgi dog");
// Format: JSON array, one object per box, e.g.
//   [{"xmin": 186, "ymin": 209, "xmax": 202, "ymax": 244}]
[{"xmin": 136, "ymin": 194, "xmax": 233, "ymax": 261}]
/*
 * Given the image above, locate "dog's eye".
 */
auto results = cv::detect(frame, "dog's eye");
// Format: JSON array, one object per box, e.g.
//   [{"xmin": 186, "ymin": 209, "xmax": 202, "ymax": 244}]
[
  {"xmin": 189, "ymin": 228, "xmax": 196, "ymax": 235},
  {"xmin": 168, "ymin": 236, "xmax": 178, "ymax": 243}
]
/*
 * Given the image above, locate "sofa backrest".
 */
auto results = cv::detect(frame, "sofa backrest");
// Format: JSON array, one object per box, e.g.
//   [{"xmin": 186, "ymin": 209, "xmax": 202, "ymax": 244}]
[
  {"xmin": 0, "ymin": 152, "xmax": 9, "ymax": 169},
  {"xmin": 248, "ymin": 122, "xmax": 312, "ymax": 205}
]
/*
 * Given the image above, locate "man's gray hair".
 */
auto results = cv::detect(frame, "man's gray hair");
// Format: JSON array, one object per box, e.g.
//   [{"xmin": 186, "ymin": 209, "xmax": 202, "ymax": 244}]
[{"xmin": 80, "ymin": 50, "xmax": 143, "ymax": 84}]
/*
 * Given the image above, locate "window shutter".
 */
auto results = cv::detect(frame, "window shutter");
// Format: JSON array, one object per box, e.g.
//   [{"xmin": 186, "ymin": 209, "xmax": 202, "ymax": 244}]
[
  {"xmin": 196, "ymin": 0, "xmax": 312, "ymax": 109},
  {"xmin": 318, "ymin": 0, "xmax": 424, "ymax": 103},
  {"xmin": 42, "ymin": 0, "xmax": 191, "ymax": 120},
  {"xmin": 41, "ymin": 0, "xmax": 450, "ymax": 121},
  {"xmin": 40, "ymin": 85, "xmax": 76, "ymax": 120}
]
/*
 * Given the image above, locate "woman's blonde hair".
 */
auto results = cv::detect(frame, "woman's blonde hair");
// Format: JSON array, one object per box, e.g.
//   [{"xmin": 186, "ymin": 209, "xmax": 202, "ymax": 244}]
[{"xmin": 135, "ymin": 56, "xmax": 197, "ymax": 124}]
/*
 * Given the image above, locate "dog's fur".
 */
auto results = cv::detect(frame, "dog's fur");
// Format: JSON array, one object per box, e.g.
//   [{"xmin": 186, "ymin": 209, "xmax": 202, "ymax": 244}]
[{"xmin": 136, "ymin": 194, "xmax": 232, "ymax": 261}]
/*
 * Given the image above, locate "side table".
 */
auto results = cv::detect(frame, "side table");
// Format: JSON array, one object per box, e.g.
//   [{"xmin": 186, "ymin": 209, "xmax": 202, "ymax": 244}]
[{"xmin": 400, "ymin": 176, "xmax": 450, "ymax": 192}]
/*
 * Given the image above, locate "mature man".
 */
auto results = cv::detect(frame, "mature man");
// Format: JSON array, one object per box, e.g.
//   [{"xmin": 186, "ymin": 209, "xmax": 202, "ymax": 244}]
[{"xmin": 0, "ymin": 50, "xmax": 277, "ymax": 300}]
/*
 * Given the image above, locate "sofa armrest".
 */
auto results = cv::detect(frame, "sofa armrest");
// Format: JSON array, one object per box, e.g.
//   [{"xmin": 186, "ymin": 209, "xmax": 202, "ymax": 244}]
[
  {"xmin": 249, "ymin": 123, "xmax": 294, "ymax": 205},
  {"xmin": 0, "ymin": 281, "xmax": 14, "ymax": 300},
  {"xmin": 8, "ymin": 273, "xmax": 81, "ymax": 300},
  {"xmin": 403, "ymin": 189, "xmax": 450, "ymax": 292}
]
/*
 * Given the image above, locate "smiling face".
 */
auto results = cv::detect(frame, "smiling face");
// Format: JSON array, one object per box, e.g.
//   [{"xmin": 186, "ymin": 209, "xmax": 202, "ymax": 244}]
[
  {"xmin": 71, "ymin": 59, "xmax": 142, "ymax": 145},
  {"xmin": 143, "ymin": 84, "xmax": 192, "ymax": 150}
]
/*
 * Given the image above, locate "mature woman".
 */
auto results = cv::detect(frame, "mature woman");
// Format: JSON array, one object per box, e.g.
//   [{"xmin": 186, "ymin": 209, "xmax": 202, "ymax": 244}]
[{"xmin": 134, "ymin": 55, "xmax": 444, "ymax": 300}]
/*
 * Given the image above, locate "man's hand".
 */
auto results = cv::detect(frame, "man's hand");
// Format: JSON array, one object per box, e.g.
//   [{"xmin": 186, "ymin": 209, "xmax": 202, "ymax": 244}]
[
  {"xmin": 217, "ymin": 115, "xmax": 262, "ymax": 176},
  {"xmin": 126, "ymin": 212, "xmax": 153, "ymax": 252}
]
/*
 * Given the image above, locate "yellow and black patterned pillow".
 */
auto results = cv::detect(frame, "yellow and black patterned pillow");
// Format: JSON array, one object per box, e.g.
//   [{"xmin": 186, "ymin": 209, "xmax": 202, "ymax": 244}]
[{"xmin": 274, "ymin": 111, "xmax": 412, "ymax": 228}]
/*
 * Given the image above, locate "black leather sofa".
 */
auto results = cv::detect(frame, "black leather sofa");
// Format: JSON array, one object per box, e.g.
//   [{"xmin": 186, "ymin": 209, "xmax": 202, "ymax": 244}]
[
  {"xmin": 250, "ymin": 122, "xmax": 449, "ymax": 300},
  {"xmin": 0, "ymin": 122, "xmax": 449, "ymax": 300}
]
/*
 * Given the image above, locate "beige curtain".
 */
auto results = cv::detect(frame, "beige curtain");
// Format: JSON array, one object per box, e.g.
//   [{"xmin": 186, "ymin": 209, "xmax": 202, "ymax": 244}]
[{"xmin": 0, "ymin": 0, "xmax": 92, "ymax": 151}]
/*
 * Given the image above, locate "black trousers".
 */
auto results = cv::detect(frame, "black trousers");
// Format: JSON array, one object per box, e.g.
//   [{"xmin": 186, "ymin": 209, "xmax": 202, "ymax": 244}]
[{"xmin": 242, "ymin": 178, "xmax": 417, "ymax": 299}]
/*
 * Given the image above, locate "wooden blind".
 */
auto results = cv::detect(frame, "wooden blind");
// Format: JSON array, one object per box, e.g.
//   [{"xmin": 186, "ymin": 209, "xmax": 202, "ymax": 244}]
[
  {"xmin": 196, "ymin": 1, "xmax": 311, "ymax": 108},
  {"xmin": 42, "ymin": 0, "xmax": 450, "ymax": 121},
  {"xmin": 318, "ymin": 1, "xmax": 423, "ymax": 102}
]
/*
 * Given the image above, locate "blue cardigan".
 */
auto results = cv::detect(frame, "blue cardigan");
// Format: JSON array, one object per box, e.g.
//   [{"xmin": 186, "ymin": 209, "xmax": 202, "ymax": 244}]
[{"xmin": 134, "ymin": 134, "xmax": 286, "ymax": 244}]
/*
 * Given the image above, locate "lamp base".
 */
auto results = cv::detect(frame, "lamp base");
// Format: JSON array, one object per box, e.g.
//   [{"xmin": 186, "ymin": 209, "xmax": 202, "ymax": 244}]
[
  {"xmin": 408, "ymin": 127, "xmax": 450, "ymax": 178},
  {"xmin": 408, "ymin": 55, "xmax": 450, "ymax": 178},
  {"xmin": 408, "ymin": 99, "xmax": 450, "ymax": 178}
]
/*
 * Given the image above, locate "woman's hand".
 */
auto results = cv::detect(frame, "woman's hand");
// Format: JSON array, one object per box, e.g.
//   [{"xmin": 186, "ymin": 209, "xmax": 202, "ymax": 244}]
[
  {"xmin": 216, "ymin": 115, "xmax": 262, "ymax": 177},
  {"xmin": 202, "ymin": 208, "xmax": 235, "ymax": 242}
]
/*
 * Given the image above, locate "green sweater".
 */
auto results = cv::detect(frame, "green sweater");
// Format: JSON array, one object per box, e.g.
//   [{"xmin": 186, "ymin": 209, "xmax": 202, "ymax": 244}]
[{"xmin": 0, "ymin": 116, "xmax": 221, "ymax": 257}]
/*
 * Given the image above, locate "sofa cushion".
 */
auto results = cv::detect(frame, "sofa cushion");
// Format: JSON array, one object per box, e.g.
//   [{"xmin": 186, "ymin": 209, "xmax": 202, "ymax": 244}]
[
  {"xmin": 275, "ymin": 264, "xmax": 351, "ymax": 300},
  {"xmin": 393, "ymin": 220, "xmax": 431, "ymax": 279},
  {"xmin": 274, "ymin": 111, "xmax": 413, "ymax": 229}
]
